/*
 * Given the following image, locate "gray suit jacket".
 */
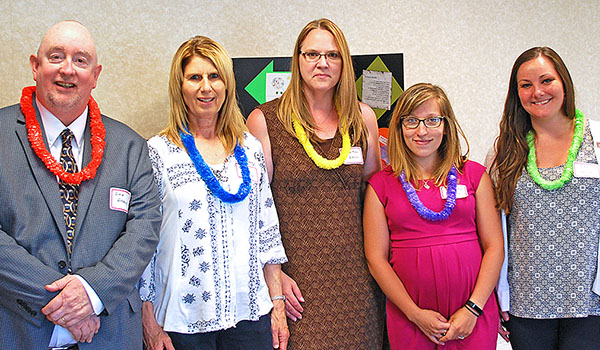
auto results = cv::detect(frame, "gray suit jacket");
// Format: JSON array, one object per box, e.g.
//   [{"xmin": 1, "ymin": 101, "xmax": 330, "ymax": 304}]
[{"xmin": 0, "ymin": 99, "xmax": 161, "ymax": 349}]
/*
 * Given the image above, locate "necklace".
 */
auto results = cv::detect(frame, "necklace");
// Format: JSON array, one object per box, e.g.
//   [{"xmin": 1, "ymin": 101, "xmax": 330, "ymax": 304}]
[
  {"xmin": 179, "ymin": 129, "xmax": 251, "ymax": 203},
  {"xmin": 399, "ymin": 166, "xmax": 458, "ymax": 221},
  {"xmin": 20, "ymin": 86, "xmax": 106, "ymax": 185},
  {"xmin": 292, "ymin": 116, "xmax": 351, "ymax": 170},
  {"xmin": 526, "ymin": 109, "xmax": 585, "ymax": 190}
]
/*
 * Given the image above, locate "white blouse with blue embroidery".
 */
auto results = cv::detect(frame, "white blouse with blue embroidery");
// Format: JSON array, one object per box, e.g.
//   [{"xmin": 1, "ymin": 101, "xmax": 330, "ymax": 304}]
[{"xmin": 139, "ymin": 132, "xmax": 287, "ymax": 333}]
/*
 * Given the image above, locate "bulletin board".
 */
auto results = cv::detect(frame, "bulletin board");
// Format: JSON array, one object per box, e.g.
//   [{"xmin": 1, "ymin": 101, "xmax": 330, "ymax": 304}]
[{"xmin": 233, "ymin": 53, "xmax": 404, "ymax": 128}]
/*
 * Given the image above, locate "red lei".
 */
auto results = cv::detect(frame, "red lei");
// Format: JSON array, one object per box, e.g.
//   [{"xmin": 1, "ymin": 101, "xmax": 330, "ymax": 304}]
[{"xmin": 20, "ymin": 86, "xmax": 106, "ymax": 184}]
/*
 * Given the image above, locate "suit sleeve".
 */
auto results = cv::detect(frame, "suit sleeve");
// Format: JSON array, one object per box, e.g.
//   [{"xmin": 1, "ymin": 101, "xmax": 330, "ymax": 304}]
[
  {"xmin": 75, "ymin": 135, "xmax": 162, "ymax": 315},
  {"xmin": 0, "ymin": 225, "xmax": 65, "ymax": 326}
]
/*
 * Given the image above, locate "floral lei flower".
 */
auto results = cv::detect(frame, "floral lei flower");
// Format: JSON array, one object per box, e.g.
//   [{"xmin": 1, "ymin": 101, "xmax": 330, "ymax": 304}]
[
  {"xmin": 179, "ymin": 129, "xmax": 251, "ymax": 203},
  {"xmin": 526, "ymin": 109, "xmax": 585, "ymax": 191},
  {"xmin": 20, "ymin": 86, "xmax": 106, "ymax": 185},
  {"xmin": 292, "ymin": 116, "xmax": 351, "ymax": 170},
  {"xmin": 399, "ymin": 165, "xmax": 458, "ymax": 221}
]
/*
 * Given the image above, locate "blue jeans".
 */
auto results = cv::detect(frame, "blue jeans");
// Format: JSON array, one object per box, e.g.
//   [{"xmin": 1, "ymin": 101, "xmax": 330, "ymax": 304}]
[{"xmin": 167, "ymin": 314, "xmax": 272, "ymax": 350}]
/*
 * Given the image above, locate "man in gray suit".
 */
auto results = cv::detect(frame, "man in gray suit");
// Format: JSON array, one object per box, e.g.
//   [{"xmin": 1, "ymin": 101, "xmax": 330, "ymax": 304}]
[{"xmin": 0, "ymin": 21, "xmax": 161, "ymax": 349}]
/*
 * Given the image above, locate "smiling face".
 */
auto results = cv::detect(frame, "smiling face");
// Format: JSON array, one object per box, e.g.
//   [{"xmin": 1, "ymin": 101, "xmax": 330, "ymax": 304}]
[
  {"xmin": 181, "ymin": 55, "xmax": 226, "ymax": 122},
  {"xmin": 298, "ymin": 29, "xmax": 342, "ymax": 94},
  {"xmin": 402, "ymin": 98, "xmax": 445, "ymax": 172},
  {"xmin": 516, "ymin": 55, "xmax": 566, "ymax": 121},
  {"xmin": 30, "ymin": 21, "xmax": 102, "ymax": 125}
]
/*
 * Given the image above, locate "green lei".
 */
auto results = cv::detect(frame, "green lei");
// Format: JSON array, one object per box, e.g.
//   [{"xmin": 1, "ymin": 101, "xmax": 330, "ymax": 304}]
[{"xmin": 526, "ymin": 109, "xmax": 585, "ymax": 190}]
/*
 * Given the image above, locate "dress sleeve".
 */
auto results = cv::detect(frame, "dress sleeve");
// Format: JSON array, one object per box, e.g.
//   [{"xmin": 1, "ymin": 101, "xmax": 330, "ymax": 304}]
[
  {"xmin": 250, "ymin": 136, "xmax": 287, "ymax": 266},
  {"xmin": 367, "ymin": 168, "xmax": 390, "ymax": 206},
  {"xmin": 139, "ymin": 140, "xmax": 164, "ymax": 302},
  {"xmin": 463, "ymin": 160, "xmax": 487, "ymax": 193}
]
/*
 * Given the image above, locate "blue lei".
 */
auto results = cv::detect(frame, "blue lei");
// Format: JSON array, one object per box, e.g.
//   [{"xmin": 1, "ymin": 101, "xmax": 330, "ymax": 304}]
[
  {"xmin": 399, "ymin": 165, "xmax": 458, "ymax": 221},
  {"xmin": 179, "ymin": 129, "xmax": 251, "ymax": 203}
]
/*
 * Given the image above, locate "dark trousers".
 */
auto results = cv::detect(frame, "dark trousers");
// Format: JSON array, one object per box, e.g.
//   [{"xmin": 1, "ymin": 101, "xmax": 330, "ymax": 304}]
[
  {"xmin": 506, "ymin": 313, "xmax": 600, "ymax": 350},
  {"xmin": 167, "ymin": 314, "xmax": 272, "ymax": 350}
]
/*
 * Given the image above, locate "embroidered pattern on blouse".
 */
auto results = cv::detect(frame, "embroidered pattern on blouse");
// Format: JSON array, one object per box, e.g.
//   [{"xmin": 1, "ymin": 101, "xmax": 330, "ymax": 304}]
[
  {"xmin": 141, "ymin": 133, "xmax": 287, "ymax": 333},
  {"xmin": 260, "ymin": 225, "xmax": 283, "ymax": 253},
  {"xmin": 148, "ymin": 145, "xmax": 165, "ymax": 201}
]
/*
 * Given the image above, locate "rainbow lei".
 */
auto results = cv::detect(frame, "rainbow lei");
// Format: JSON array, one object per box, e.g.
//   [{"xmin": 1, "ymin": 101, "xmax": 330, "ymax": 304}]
[
  {"xmin": 526, "ymin": 109, "xmax": 585, "ymax": 190},
  {"xmin": 20, "ymin": 86, "xmax": 106, "ymax": 185},
  {"xmin": 292, "ymin": 117, "xmax": 351, "ymax": 170},
  {"xmin": 399, "ymin": 166, "xmax": 458, "ymax": 221},
  {"xmin": 179, "ymin": 129, "xmax": 251, "ymax": 203}
]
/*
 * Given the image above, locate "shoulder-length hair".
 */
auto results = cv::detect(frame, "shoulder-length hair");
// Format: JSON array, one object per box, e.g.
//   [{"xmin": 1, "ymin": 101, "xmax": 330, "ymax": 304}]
[
  {"xmin": 277, "ymin": 18, "xmax": 367, "ymax": 146},
  {"xmin": 160, "ymin": 35, "xmax": 246, "ymax": 153},
  {"xmin": 388, "ymin": 83, "xmax": 469, "ymax": 187},
  {"xmin": 490, "ymin": 47, "xmax": 575, "ymax": 212}
]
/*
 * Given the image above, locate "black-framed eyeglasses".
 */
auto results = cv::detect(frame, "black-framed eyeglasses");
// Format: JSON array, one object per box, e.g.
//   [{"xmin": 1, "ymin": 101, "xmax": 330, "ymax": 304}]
[
  {"xmin": 300, "ymin": 51, "xmax": 342, "ymax": 62},
  {"xmin": 401, "ymin": 116, "xmax": 445, "ymax": 129}
]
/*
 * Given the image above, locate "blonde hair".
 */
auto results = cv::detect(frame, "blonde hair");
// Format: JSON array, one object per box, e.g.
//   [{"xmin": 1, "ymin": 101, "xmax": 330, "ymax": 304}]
[
  {"xmin": 278, "ymin": 18, "xmax": 367, "ymax": 146},
  {"xmin": 160, "ymin": 35, "xmax": 246, "ymax": 153},
  {"xmin": 388, "ymin": 83, "xmax": 469, "ymax": 186}
]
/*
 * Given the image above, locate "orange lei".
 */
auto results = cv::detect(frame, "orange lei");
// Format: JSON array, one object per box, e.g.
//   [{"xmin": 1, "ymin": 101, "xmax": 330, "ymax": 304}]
[{"xmin": 20, "ymin": 86, "xmax": 106, "ymax": 184}]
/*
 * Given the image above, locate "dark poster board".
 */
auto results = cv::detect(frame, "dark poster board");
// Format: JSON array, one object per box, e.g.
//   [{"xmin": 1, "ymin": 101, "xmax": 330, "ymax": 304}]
[{"xmin": 233, "ymin": 53, "xmax": 404, "ymax": 128}]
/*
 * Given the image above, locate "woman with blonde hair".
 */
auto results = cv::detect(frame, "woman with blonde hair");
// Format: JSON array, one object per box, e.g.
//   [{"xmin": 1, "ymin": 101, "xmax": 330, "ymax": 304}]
[
  {"xmin": 247, "ymin": 18, "xmax": 385, "ymax": 349},
  {"xmin": 364, "ymin": 83, "xmax": 503, "ymax": 349},
  {"xmin": 140, "ymin": 36, "xmax": 288, "ymax": 350},
  {"xmin": 491, "ymin": 47, "xmax": 600, "ymax": 349}
]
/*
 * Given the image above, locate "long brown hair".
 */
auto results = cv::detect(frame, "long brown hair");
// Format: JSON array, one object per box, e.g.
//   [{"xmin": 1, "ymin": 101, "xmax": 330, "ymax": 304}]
[
  {"xmin": 388, "ymin": 83, "xmax": 469, "ymax": 186},
  {"xmin": 490, "ymin": 47, "xmax": 575, "ymax": 212},
  {"xmin": 278, "ymin": 18, "xmax": 367, "ymax": 146},
  {"xmin": 160, "ymin": 35, "xmax": 246, "ymax": 153}
]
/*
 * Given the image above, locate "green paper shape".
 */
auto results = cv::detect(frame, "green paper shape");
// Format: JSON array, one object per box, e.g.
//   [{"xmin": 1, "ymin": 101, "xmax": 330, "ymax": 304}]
[
  {"xmin": 245, "ymin": 61, "xmax": 274, "ymax": 104},
  {"xmin": 356, "ymin": 56, "xmax": 404, "ymax": 119}
]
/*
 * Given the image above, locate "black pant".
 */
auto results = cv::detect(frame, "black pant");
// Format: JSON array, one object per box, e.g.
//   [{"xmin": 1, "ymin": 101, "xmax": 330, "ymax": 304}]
[
  {"xmin": 167, "ymin": 314, "xmax": 272, "ymax": 350},
  {"xmin": 506, "ymin": 314, "xmax": 600, "ymax": 350}
]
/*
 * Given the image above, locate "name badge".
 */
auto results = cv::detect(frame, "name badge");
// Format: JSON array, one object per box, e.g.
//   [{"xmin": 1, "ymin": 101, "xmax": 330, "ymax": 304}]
[
  {"xmin": 110, "ymin": 187, "xmax": 131, "ymax": 213},
  {"xmin": 440, "ymin": 185, "xmax": 468, "ymax": 199},
  {"xmin": 342, "ymin": 147, "xmax": 364, "ymax": 165},
  {"xmin": 236, "ymin": 163, "xmax": 259, "ymax": 182},
  {"xmin": 573, "ymin": 161, "xmax": 600, "ymax": 178}
]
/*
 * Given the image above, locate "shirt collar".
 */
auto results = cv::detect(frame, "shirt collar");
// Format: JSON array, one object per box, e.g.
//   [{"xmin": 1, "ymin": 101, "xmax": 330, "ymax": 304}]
[{"xmin": 36, "ymin": 97, "xmax": 88, "ymax": 149}]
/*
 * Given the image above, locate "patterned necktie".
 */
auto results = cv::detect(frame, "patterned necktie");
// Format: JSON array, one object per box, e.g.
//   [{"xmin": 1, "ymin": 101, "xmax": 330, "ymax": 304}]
[{"xmin": 58, "ymin": 129, "xmax": 79, "ymax": 255}]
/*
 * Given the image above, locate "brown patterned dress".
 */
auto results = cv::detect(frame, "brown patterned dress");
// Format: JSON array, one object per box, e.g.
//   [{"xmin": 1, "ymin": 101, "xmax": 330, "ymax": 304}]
[{"xmin": 257, "ymin": 99, "xmax": 385, "ymax": 349}]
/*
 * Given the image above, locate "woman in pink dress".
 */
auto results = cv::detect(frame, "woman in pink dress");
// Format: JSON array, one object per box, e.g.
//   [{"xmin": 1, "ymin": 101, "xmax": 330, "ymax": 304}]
[{"xmin": 364, "ymin": 83, "xmax": 504, "ymax": 349}]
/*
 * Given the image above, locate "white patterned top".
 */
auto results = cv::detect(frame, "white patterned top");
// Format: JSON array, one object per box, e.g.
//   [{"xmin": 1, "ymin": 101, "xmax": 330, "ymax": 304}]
[
  {"xmin": 508, "ymin": 124, "xmax": 600, "ymax": 318},
  {"xmin": 139, "ymin": 132, "xmax": 287, "ymax": 333}
]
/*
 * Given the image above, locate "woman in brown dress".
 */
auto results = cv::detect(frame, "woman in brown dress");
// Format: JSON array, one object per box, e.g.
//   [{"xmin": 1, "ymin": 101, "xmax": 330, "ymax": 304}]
[{"xmin": 247, "ymin": 18, "xmax": 384, "ymax": 349}]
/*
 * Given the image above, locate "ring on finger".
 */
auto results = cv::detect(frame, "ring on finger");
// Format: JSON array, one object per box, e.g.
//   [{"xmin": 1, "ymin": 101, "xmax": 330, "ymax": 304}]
[{"xmin": 458, "ymin": 335, "xmax": 465, "ymax": 340}]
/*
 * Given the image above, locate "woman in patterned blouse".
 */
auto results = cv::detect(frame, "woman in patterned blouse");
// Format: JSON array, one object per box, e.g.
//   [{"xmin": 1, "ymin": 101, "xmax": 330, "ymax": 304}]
[
  {"xmin": 139, "ymin": 36, "xmax": 288, "ymax": 350},
  {"xmin": 490, "ymin": 47, "xmax": 600, "ymax": 350}
]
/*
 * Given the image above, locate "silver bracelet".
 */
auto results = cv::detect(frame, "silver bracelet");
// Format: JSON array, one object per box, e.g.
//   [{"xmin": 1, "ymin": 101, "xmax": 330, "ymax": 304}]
[{"xmin": 271, "ymin": 295, "xmax": 286, "ymax": 302}]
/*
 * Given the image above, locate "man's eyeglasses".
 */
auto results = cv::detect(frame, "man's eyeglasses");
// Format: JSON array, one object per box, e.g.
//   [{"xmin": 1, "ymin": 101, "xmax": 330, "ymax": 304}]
[
  {"xmin": 300, "ymin": 51, "xmax": 342, "ymax": 62},
  {"xmin": 401, "ymin": 116, "xmax": 445, "ymax": 129}
]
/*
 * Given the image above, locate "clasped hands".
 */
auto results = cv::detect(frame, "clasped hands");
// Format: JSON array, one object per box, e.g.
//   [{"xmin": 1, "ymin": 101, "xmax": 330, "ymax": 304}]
[
  {"xmin": 411, "ymin": 306, "xmax": 477, "ymax": 345},
  {"xmin": 42, "ymin": 275, "xmax": 99, "ymax": 343}
]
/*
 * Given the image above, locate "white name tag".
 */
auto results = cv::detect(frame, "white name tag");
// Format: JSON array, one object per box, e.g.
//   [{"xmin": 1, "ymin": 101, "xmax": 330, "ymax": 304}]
[
  {"xmin": 236, "ymin": 163, "xmax": 259, "ymax": 182},
  {"xmin": 109, "ymin": 187, "xmax": 131, "ymax": 213},
  {"xmin": 573, "ymin": 161, "xmax": 600, "ymax": 178},
  {"xmin": 342, "ymin": 147, "xmax": 364, "ymax": 165},
  {"xmin": 440, "ymin": 185, "xmax": 468, "ymax": 199}
]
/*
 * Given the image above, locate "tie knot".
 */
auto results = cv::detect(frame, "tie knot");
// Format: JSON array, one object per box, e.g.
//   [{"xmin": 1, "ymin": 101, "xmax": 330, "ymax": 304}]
[{"xmin": 60, "ymin": 129, "xmax": 75, "ymax": 147}]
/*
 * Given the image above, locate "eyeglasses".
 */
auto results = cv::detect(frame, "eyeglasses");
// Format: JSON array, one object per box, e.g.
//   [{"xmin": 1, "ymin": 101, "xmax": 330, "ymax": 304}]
[
  {"xmin": 300, "ymin": 51, "xmax": 342, "ymax": 62},
  {"xmin": 400, "ymin": 116, "xmax": 445, "ymax": 129}
]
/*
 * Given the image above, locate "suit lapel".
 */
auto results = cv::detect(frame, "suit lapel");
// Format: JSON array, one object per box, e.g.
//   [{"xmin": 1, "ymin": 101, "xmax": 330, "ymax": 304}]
[
  {"xmin": 73, "ymin": 116, "xmax": 101, "ymax": 237},
  {"xmin": 14, "ymin": 103, "xmax": 66, "ymax": 238}
]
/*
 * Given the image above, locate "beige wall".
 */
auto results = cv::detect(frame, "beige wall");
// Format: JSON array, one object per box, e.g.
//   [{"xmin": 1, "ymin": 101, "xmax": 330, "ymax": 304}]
[{"xmin": 1, "ymin": 0, "xmax": 598, "ymax": 162}]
